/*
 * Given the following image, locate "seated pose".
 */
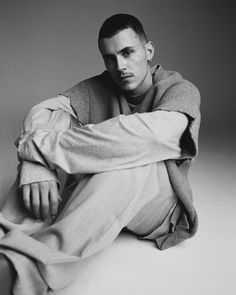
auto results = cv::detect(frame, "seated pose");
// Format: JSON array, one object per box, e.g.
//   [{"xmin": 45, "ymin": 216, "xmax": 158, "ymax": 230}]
[{"xmin": 0, "ymin": 14, "xmax": 200, "ymax": 295}]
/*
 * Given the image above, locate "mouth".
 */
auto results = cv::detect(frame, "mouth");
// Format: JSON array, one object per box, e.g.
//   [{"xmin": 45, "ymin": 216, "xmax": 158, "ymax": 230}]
[{"xmin": 119, "ymin": 74, "xmax": 134, "ymax": 82}]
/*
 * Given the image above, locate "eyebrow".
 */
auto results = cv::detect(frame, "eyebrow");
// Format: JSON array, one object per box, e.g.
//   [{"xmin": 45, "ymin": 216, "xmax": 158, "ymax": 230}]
[{"xmin": 102, "ymin": 46, "xmax": 135, "ymax": 59}]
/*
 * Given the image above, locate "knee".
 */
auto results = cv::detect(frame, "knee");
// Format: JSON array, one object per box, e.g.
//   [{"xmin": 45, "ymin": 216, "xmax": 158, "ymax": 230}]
[{"xmin": 0, "ymin": 254, "xmax": 16, "ymax": 295}]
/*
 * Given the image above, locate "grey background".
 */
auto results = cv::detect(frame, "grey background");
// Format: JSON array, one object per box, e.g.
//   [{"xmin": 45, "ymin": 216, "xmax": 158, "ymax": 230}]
[
  {"xmin": 0, "ymin": 0, "xmax": 235, "ymax": 197},
  {"xmin": 0, "ymin": 2, "xmax": 235, "ymax": 293}
]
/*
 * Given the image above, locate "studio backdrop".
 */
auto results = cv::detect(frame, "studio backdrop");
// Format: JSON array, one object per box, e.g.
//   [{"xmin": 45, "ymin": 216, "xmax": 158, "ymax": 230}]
[{"xmin": 0, "ymin": 0, "xmax": 234, "ymax": 199}]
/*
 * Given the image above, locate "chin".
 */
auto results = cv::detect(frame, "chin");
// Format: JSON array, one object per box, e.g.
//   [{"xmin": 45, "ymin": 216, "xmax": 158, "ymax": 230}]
[{"xmin": 120, "ymin": 83, "xmax": 137, "ymax": 92}]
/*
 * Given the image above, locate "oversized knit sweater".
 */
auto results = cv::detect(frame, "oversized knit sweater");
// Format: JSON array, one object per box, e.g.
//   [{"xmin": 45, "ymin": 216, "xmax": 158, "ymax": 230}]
[{"xmin": 61, "ymin": 65, "xmax": 201, "ymax": 250}]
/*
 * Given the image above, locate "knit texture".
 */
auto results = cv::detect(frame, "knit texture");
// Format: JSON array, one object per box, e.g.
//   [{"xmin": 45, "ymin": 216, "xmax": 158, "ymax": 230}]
[{"xmin": 62, "ymin": 65, "xmax": 201, "ymax": 250}]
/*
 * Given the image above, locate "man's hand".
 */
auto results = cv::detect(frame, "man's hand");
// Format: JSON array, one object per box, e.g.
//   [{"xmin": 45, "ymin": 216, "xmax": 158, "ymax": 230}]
[{"xmin": 22, "ymin": 181, "xmax": 61, "ymax": 220}]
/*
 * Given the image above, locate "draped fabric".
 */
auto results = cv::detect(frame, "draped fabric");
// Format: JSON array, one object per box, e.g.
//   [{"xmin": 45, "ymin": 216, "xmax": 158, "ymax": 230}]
[
  {"xmin": 63, "ymin": 65, "xmax": 201, "ymax": 249},
  {"xmin": 0, "ymin": 65, "xmax": 200, "ymax": 295}
]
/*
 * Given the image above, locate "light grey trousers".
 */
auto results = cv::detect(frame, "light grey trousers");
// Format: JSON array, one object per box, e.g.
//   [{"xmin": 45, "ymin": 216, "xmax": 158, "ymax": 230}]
[{"xmin": 0, "ymin": 161, "xmax": 177, "ymax": 294}]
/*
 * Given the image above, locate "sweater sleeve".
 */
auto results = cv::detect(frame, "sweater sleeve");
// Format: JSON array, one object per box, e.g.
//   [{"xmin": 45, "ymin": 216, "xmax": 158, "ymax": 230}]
[
  {"xmin": 154, "ymin": 79, "xmax": 201, "ymax": 159},
  {"xmin": 17, "ymin": 110, "xmax": 188, "ymax": 174},
  {"xmin": 18, "ymin": 96, "xmax": 74, "ymax": 187}
]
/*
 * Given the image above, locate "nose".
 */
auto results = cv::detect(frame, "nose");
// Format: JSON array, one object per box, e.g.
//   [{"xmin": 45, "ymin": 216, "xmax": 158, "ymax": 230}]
[{"xmin": 116, "ymin": 56, "xmax": 126, "ymax": 71}]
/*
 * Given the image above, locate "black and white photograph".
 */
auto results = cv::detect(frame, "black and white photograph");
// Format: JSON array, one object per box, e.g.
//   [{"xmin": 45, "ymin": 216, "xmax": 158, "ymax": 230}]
[{"xmin": 0, "ymin": 1, "xmax": 235, "ymax": 294}]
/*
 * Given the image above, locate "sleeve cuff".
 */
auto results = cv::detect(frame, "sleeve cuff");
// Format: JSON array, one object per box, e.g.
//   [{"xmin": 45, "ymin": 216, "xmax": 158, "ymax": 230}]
[{"xmin": 19, "ymin": 160, "xmax": 59, "ymax": 188}]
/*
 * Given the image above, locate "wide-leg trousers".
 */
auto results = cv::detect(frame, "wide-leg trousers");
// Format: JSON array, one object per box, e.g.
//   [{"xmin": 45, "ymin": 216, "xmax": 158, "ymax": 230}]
[{"xmin": 0, "ymin": 161, "xmax": 177, "ymax": 295}]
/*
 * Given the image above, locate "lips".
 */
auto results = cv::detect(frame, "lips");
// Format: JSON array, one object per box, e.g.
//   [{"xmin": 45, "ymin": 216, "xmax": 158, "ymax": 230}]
[{"xmin": 119, "ymin": 73, "xmax": 134, "ymax": 81}]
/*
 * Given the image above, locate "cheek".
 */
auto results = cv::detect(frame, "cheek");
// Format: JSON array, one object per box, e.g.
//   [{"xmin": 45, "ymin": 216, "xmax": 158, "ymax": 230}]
[
  {"xmin": 133, "ymin": 52, "xmax": 148, "ymax": 67},
  {"xmin": 105, "ymin": 63, "xmax": 115, "ymax": 75}
]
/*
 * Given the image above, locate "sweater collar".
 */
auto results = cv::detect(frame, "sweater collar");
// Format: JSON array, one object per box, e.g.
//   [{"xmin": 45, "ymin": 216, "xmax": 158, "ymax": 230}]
[{"xmin": 114, "ymin": 64, "xmax": 162, "ymax": 114}]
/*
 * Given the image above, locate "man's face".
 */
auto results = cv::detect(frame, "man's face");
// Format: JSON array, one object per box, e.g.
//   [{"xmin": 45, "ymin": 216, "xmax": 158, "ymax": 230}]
[{"xmin": 99, "ymin": 28, "xmax": 154, "ymax": 96}]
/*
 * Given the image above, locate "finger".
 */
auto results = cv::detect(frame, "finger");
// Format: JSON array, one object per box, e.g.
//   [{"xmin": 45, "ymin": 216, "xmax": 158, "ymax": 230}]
[
  {"xmin": 22, "ymin": 185, "xmax": 31, "ymax": 212},
  {"xmin": 31, "ymin": 183, "xmax": 41, "ymax": 219},
  {"xmin": 49, "ymin": 182, "xmax": 60, "ymax": 219},
  {"xmin": 39, "ymin": 182, "xmax": 50, "ymax": 220}
]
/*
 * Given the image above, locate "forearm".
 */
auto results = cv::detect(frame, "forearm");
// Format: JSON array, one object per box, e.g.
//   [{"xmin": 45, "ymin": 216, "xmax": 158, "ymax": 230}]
[
  {"xmin": 18, "ymin": 96, "xmax": 74, "ymax": 186},
  {"xmin": 18, "ymin": 111, "xmax": 188, "ymax": 174}
]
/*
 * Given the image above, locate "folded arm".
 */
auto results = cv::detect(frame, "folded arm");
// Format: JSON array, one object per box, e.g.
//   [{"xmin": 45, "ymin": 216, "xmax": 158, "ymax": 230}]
[
  {"xmin": 17, "ymin": 110, "xmax": 188, "ymax": 174},
  {"xmin": 18, "ymin": 95, "xmax": 75, "ymax": 220},
  {"xmin": 18, "ymin": 95, "xmax": 75, "ymax": 187}
]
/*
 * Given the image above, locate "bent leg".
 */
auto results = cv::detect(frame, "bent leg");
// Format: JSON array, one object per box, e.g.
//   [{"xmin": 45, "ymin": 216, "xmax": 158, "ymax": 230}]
[
  {"xmin": 33, "ymin": 161, "xmax": 177, "ymax": 263},
  {"xmin": 0, "ymin": 162, "xmax": 176, "ymax": 293},
  {"xmin": 34, "ymin": 163, "xmax": 172, "ymax": 256},
  {"xmin": 126, "ymin": 161, "xmax": 177, "ymax": 237}
]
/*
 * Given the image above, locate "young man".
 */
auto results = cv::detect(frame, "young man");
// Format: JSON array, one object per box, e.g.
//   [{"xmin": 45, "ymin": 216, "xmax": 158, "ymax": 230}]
[{"xmin": 0, "ymin": 14, "xmax": 200, "ymax": 295}]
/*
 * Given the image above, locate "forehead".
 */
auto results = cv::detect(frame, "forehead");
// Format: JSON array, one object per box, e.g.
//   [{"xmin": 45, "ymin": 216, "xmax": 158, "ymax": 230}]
[{"xmin": 99, "ymin": 28, "xmax": 144, "ymax": 55}]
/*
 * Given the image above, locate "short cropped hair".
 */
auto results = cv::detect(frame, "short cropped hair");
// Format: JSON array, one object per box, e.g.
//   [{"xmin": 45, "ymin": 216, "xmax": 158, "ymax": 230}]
[{"xmin": 98, "ymin": 14, "xmax": 148, "ymax": 45}]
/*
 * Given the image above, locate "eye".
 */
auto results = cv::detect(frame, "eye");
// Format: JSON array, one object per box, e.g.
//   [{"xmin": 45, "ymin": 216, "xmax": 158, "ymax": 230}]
[{"xmin": 123, "ymin": 49, "xmax": 134, "ymax": 57}]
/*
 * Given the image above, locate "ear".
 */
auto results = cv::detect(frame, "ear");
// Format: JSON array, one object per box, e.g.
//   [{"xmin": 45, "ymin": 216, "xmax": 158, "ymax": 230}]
[{"xmin": 146, "ymin": 41, "xmax": 155, "ymax": 62}]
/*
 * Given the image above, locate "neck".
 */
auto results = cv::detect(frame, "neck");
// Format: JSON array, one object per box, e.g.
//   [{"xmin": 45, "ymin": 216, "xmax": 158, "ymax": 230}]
[
  {"xmin": 125, "ymin": 69, "xmax": 153, "ymax": 104},
  {"xmin": 125, "ymin": 92, "xmax": 147, "ymax": 105}
]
